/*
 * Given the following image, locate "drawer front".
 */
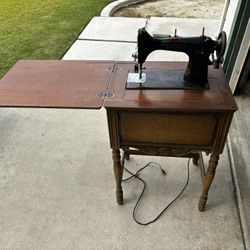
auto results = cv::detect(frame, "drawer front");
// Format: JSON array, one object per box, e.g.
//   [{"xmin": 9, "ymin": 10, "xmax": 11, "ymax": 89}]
[{"xmin": 120, "ymin": 112, "xmax": 217, "ymax": 146}]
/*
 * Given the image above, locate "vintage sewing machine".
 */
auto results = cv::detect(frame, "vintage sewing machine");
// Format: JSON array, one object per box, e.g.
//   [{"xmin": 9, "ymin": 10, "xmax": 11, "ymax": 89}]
[
  {"xmin": 127, "ymin": 27, "xmax": 226, "ymax": 89},
  {"xmin": 0, "ymin": 23, "xmax": 237, "ymax": 214}
]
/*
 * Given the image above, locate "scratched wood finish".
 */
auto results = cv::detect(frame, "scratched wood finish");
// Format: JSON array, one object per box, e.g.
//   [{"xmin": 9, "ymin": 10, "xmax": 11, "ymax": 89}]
[{"xmin": 0, "ymin": 60, "xmax": 114, "ymax": 109}]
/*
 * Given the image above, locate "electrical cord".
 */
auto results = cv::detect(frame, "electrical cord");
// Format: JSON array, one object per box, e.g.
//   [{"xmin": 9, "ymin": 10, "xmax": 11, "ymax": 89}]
[
  {"xmin": 122, "ymin": 157, "xmax": 191, "ymax": 226},
  {"xmin": 122, "ymin": 161, "xmax": 167, "ymax": 182}
]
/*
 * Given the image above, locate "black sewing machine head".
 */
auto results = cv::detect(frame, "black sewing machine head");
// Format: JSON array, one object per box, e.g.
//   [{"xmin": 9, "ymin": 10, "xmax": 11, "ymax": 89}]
[{"xmin": 127, "ymin": 27, "xmax": 226, "ymax": 89}]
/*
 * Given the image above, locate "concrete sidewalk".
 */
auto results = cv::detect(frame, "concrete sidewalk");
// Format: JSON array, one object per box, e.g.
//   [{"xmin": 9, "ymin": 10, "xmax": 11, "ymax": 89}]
[
  {"xmin": 0, "ymin": 15, "xmax": 245, "ymax": 249},
  {"xmin": 63, "ymin": 17, "xmax": 219, "ymax": 61}
]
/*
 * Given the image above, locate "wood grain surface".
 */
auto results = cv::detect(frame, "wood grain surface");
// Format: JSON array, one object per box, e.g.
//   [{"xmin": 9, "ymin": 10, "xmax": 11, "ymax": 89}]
[
  {"xmin": 104, "ymin": 62, "xmax": 238, "ymax": 112},
  {"xmin": 0, "ymin": 60, "xmax": 114, "ymax": 109}
]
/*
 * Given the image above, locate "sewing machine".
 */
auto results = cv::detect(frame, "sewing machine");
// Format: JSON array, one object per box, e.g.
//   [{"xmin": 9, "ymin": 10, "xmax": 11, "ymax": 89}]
[{"xmin": 127, "ymin": 28, "xmax": 226, "ymax": 89}]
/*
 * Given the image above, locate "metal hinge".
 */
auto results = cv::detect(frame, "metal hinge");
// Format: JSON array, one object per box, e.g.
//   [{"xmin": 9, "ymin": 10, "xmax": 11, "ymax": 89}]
[
  {"xmin": 106, "ymin": 65, "xmax": 121, "ymax": 73},
  {"xmin": 96, "ymin": 92, "xmax": 114, "ymax": 98},
  {"xmin": 98, "ymin": 63, "xmax": 120, "ymax": 98}
]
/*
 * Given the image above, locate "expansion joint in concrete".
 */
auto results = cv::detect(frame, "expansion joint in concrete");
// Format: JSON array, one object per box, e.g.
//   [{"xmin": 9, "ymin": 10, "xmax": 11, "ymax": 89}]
[{"xmin": 77, "ymin": 38, "xmax": 137, "ymax": 44}]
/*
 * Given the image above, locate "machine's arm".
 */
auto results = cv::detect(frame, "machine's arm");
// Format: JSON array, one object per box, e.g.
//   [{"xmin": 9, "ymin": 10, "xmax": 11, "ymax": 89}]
[{"xmin": 133, "ymin": 28, "xmax": 226, "ymax": 85}]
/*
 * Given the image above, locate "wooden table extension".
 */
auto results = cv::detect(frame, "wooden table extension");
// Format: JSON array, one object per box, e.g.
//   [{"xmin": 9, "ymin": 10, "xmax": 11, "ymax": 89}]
[{"xmin": 0, "ymin": 60, "xmax": 237, "ymax": 211}]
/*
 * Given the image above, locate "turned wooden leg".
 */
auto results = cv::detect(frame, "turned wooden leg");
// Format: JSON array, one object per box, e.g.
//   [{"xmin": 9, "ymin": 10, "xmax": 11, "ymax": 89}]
[
  {"xmin": 112, "ymin": 149, "xmax": 123, "ymax": 205},
  {"xmin": 192, "ymin": 157, "xmax": 199, "ymax": 166},
  {"xmin": 124, "ymin": 147, "xmax": 130, "ymax": 160},
  {"xmin": 198, "ymin": 153, "xmax": 219, "ymax": 211}
]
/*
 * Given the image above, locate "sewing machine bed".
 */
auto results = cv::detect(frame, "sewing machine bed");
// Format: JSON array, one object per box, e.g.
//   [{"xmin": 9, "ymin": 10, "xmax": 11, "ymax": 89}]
[{"xmin": 126, "ymin": 69, "xmax": 209, "ymax": 90}]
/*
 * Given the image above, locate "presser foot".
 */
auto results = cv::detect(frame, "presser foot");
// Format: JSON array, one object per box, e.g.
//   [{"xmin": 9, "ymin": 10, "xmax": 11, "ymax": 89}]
[{"xmin": 127, "ymin": 72, "xmax": 146, "ymax": 88}]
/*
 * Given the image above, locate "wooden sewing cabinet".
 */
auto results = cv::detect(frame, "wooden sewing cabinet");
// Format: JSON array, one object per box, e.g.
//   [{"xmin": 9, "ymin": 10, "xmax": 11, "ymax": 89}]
[{"xmin": 0, "ymin": 60, "xmax": 237, "ymax": 211}]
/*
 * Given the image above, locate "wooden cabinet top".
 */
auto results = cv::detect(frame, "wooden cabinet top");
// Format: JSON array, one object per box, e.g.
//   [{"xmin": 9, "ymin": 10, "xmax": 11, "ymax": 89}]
[
  {"xmin": 0, "ymin": 60, "xmax": 237, "ymax": 112},
  {"xmin": 0, "ymin": 60, "xmax": 113, "ymax": 109},
  {"xmin": 104, "ymin": 62, "xmax": 237, "ymax": 112}
]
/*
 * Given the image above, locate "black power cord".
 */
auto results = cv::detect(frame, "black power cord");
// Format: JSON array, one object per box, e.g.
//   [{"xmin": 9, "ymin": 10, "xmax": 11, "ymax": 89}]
[{"xmin": 122, "ymin": 156, "xmax": 191, "ymax": 226}]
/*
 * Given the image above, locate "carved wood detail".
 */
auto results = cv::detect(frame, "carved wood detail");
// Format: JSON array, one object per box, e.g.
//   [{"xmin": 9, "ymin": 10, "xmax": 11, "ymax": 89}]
[{"xmin": 133, "ymin": 146, "xmax": 198, "ymax": 157}]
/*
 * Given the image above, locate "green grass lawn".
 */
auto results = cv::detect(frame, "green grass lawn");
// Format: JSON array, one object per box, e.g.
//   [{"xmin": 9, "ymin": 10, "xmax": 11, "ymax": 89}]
[{"xmin": 0, "ymin": 0, "xmax": 112, "ymax": 78}]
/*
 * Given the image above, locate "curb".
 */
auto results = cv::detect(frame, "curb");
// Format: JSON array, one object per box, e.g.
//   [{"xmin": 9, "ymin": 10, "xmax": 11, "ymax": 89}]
[
  {"xmin": 227, "ymin": 136, "xmax": 250, "ymax": 249},
  {"xmin": 101, "ymin": 0, "xmax": 147, "ymax": 17}
]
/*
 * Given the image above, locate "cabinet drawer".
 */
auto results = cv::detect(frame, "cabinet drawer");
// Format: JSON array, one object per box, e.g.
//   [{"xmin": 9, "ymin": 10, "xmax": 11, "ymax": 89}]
[{"xmin": 120, "ymin": 112, "xmax": 217, "ymax": 146}]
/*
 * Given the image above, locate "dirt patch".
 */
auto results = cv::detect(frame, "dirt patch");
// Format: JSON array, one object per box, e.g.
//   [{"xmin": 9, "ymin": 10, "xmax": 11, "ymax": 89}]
[{"xmin": 113, "ymin": 0, "xmax": 225, "ymax": 19}]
